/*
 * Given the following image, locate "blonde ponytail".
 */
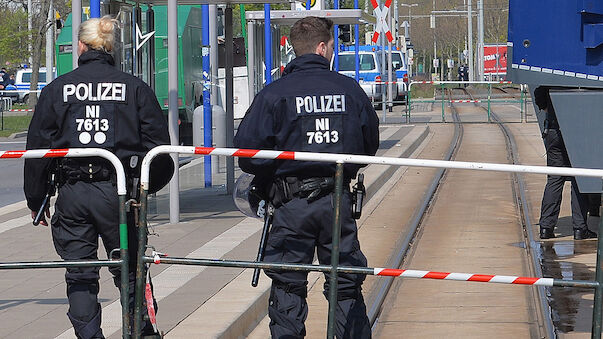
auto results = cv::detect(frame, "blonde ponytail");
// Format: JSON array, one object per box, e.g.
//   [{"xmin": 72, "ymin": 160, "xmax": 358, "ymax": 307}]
[{"xmin": 78, "ymin": 15, "xmax": 118, "ymax": 53}]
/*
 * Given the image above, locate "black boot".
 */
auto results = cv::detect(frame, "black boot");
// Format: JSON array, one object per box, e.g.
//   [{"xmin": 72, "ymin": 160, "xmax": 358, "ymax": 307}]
[
  {"xmin": 574, "ymin": 228, "xmax": 597, "ymax": 240},
  {"xmin": 540, "ymin": 228, "xmax": 555, "ymax": 239}
]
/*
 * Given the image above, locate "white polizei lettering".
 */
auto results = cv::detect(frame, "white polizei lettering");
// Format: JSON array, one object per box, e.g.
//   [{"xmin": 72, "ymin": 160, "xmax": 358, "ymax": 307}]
[
  {"xmin": 312, "ymin": 96, "xmax": 322, "ymax": 113},
  {"xmin": 295, "ymin": 97, "xmax": 304, "ymax": 114},
  {"xmin": 63, "ymin": 84, "xmax": 76, "ymax": 102},
  {"xmin": 87, "ymin": 83, "xmax": 98, "ymax": 101},
  {"xmin": 332, "ymin": 95, "xmax": 342, "ymax": 111},
  {"xmin": 76, "ymin": 83, "xmax": 89, "ymax": 101},
  {"xmin": 297, "ymin": 95, "xmax": 346, "ymax": 114},
  {"xmin": 115, "ymin": 83, "xmax": 126, "ymax": 101},
  {"xmin": 62, "ymin": 83, "xmax": 127, "ymax": 102},
  {"xmin": 101, "ymin": 83, "xmax": 112, "ymax": 100},
  {"xmin": 325, "ymin": 95, "xmax": 333, "ymax": 112},
  {"xmin": 304, "ymin": 97, "xmax": 313, "ymax": 113},
  {"xmin": 321, "ymin": 96, "xmax": 326, "ymax": 112}
]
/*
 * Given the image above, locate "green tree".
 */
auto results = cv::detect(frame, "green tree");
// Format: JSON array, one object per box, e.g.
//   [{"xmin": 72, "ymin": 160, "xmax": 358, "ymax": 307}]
[{"xmin": 0, "ymin": 8, "xmax": 29, "ymax": 67}]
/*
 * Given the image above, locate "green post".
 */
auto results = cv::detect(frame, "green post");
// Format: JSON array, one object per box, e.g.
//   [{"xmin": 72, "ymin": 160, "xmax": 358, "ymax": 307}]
[
  {"xmin": 406, "ymin": 85, "xmax": 411, "ymax": 124},
  {"xmin": 119, "ymin": 194, "xmax": 130, "ymax": 339},
  {"xmin": 441, "ymin": 83, "xmax": 445, "ymax": 122},
  {"xmin": 487, "ymin": 83, "xmax": 491, "ymax": 122},
  {"xmin": 133, "ymin": 189, "xmax": 149, "ymax": 339},
  {"xmin": 326, "ymin": 163, "xmax": 344, "ymax": 339},
  {"xmin": 240, "ymin": 5, "xmax": 248, "ymax": 65},
  {"xmin": 591, "ymin": 185, "xmax": 603, "ymax": 339}
]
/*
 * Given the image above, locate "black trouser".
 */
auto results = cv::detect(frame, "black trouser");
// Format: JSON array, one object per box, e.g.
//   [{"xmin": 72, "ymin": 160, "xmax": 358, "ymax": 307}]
[
  {"xmin": 51, "ymin": 181, "xmax": 155, "ymax": 339},
  {"xmin": 539, "ymin": 129, "xmax": 589, "ymax": 230},
  {"xmin": 264, "ymin": 191, "xmax": 371, "ymax": 339}
]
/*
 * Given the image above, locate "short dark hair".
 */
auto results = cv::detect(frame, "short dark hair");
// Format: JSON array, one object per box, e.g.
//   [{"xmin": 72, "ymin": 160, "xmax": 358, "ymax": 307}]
[{"xmin": 290, "ymin": 16, "xmax": 333, "ymax": 56}]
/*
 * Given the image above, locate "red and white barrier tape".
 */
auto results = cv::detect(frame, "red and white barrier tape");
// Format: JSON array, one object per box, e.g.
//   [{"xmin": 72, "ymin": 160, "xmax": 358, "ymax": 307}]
[
  {"xmin": 451, "ymin": 100, "xmax": 481, "ymax": 103},
  {"xmin": 9, "ymin": 109, "xmax": 33, "ymax": 112},
  {"xmin": 373, "ymin": 268, "xmax": 554, "ymax": 286}
]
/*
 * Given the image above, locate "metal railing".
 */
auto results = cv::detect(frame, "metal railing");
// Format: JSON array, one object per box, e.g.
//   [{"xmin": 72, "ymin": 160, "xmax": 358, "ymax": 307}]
[
  {"xmin": 0, "ymin": 148, "xmax": 131, "ymax": 339},
  {"xmin": 406, "ymin": 81, "xmax": 528, "ymax": 123},
  {"xmin": 136, "ymin": 145, "xmax": 603, "ymax": 339},
  {"xmin": 1, "ymin": 97, "xmax": 12, "ymax": 111}
]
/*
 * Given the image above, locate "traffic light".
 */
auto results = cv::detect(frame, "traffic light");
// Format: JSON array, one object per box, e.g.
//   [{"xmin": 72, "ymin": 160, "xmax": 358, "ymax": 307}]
[{"xmin": 339, "ymin": 25, "xmax": 351, "ymax": 44}]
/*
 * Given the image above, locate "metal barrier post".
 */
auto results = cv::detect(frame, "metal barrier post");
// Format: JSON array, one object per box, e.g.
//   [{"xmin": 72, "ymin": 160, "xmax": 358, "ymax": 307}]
[
  {"xmin": 487, "ymin": 83, "xmax": 492, "ymax": 122},
  {"xmin": 134, "ymin": 187, "xmax": 149, "ymax": 339},
  {"xmin": 326, "ymin": 162, "xmax": 344, "ymax": 339},
  {"xmin": 406, "ymin": 85, "xmax": 411, "ymax": 123},
  {"xmin": 441, "ymin": 83, "xmax": 445, "ymax": 122},
  {"xmin": 119, "ymin": 194, "xmax": 130, "ymax": 339},
  {"xmin": 592, "ymin": 185, "xmax": 603, "ymax": 339}
]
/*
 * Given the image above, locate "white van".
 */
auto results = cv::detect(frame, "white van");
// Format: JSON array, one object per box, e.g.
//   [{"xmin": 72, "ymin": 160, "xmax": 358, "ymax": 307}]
[{"xmin": 15, "ymin": 67, "xmax": 56, "ymax": 102}]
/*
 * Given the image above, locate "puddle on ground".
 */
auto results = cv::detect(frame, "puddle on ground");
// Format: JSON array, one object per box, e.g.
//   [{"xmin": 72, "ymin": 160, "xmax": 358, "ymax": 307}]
[{"xmin": 540, "ymin": 240, "xmax": 598, "ymax": 333}]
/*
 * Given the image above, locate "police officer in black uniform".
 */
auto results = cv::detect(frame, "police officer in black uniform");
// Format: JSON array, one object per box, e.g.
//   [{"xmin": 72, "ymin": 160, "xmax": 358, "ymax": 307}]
[
  {"xmin": 234, "ymin": 16, "xmax": 379, "ymax": 338},
  {"xmin": 535, "ymin": 87, "xmax": 596, "ymax": 240},
  {"xmin": 24, "ymin": 16, "xmax": 173, "ymax": 338}
]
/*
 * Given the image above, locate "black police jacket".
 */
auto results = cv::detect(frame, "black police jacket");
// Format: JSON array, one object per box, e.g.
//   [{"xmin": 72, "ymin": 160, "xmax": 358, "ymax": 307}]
[
  {"xmin": 24, "ymin": 50, "xmax": 173, "ymax": 211},
  {"xmin": 234, "ymin": 53, "xmax": 379, "ymax": 181}
]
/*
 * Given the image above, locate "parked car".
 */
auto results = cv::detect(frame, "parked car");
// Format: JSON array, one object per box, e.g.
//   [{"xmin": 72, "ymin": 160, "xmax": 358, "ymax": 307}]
[
  {"xmin": 332, "ymin": 50, "xmax": 399, "ymax": 104},
  {"xmin": 14, "ymin": 67, "xmax": 55, "ymax": 103}
]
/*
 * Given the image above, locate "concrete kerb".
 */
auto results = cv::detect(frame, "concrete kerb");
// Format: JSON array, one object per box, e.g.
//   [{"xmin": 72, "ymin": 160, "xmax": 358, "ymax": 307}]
[
  {"xmin": 9, "ymin": 131, "xmax": 27, "ymax": 139},
  {"xmin": 164, "ymin": 124, "xmax": 430, "ymax": 338}
]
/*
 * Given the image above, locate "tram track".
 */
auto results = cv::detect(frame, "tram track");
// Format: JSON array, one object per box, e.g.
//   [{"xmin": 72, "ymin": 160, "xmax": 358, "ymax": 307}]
[
  {"xmin": 466, "ymin": 86, "xmax": 555, "ymax": 338},
  {"xmin": 366, "ymin": 90, "xmax": 464, "ymax": 327},
  {"xmin": 368, "ymin": 86, "xmax": 553, "ymax": 338}
]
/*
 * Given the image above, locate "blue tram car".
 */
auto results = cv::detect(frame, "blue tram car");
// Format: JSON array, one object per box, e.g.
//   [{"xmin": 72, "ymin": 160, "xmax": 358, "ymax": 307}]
[{"xmin": 507, "ymin": 0, "xmax": 603, "ymax": 193}]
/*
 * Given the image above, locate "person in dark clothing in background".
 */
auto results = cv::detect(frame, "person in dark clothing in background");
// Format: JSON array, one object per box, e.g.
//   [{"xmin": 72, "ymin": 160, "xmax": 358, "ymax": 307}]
[
  {"xmin": 234, "ymin": 16, "xmax": 379, "ymax": 339},
  {"xmin": 535, "ymin": 87, "xmax": 596, "ymax": 240},
  {"xmin": 24, "ymin": 15, "xmax": 173, "ymax": 339}
]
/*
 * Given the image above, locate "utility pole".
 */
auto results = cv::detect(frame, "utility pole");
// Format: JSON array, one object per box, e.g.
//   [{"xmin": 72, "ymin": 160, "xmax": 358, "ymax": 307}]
[
  {"xmin": 46, "ymin": 0, "xmax": 54, "ymax": 82},
  {"xmin": 400, "ymin": 3, "xmax": 418, "ymax": 36},
  {"xmin": 467, "ymin": 0, "xmax": 474, "ymax": 81},
  {"xmin": 477, "ymin": 0, "xmax": 484, "ymax": 81},
  {"xmin": 432, "ymin": 0, "xmax": 437, "ymax": 79},
  {"xmin": 28, "ymin": 0, "xmax": 33, "ymax": 65},
  {"xmin": 400, "ymin": 3, "xmax": 418, "ymax": 77}
]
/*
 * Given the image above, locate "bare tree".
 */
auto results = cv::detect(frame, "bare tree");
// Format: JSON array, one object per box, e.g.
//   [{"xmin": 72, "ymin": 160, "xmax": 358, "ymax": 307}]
[{"xmin": 27, "ymin": 0, "xmax": 51, "ymax": 108}]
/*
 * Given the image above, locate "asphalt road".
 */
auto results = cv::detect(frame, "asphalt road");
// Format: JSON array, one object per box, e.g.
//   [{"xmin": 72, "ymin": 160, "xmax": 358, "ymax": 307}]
[{"xmin": 0, "ymin": 138, "xmax": 26, "ymax": 208}]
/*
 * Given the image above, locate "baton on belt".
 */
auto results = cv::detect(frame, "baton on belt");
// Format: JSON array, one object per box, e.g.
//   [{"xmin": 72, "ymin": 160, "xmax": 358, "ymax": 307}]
[
  {"xmin": 33, "ymin": 172, "xmax": 56, "ymax": 226},
  {"xmin": 251, "ymin": 202, "xmax": 274, "ymax": 287}
]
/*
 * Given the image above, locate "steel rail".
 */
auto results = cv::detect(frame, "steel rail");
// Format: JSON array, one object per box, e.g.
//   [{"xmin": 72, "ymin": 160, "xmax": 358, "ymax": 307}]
[
  {"xmin": 368, "ymin": 87, "xmax": 464, "ymax": 327},
  {"xmin": 467, "ymin": 87, "xmax": 557, "ymax": 338}
]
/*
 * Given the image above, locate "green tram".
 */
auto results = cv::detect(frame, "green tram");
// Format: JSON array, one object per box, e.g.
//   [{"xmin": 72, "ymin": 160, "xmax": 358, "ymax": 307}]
[{"xmin": 56, "ymin": 4, "xmax": 203, "ymax": 144}]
